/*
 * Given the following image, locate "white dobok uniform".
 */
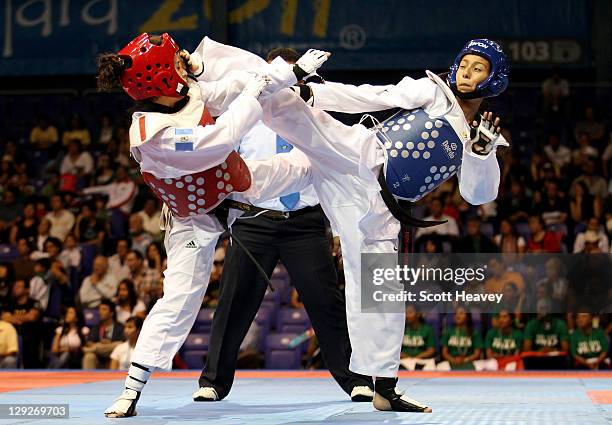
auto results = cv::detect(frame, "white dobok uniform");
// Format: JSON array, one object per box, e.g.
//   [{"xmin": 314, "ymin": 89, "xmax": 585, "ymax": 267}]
[
  {"xmin": 128, "ymin": 63, "xmax": 311, "ymax": 371},
  {"xmin": 196, "ymin": 37, "xmax": 502, "ymax": 377}
]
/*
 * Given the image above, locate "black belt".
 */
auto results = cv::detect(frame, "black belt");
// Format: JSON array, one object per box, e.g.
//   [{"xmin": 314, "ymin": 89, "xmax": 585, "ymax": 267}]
[
  {"xmin": 221, "ymin": 199, "xmax": 319, "ymax": 221},
  {"xmin": 377, "ymin": 167, "xmax": 446, "ymax": 228}
]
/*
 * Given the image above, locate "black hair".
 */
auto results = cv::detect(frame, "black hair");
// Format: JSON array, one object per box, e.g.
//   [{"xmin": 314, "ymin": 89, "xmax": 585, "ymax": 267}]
[{"xmin": 266, "ymin": 47, "xmax": 300, "ymax": 63}]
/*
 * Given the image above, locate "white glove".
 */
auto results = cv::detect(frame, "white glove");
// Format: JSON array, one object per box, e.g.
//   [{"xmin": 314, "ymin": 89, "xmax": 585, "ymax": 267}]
[
  {"xmin": 295, "ymin": 49, "xmax": 330, "ymax": 76},
  {"xmin": 466, "ymin": 111, "xmax": 509, "ymax": 156},
  {"xmin": 243, "ymin": 74, "xmax": 270, "ymax": 99},
  {"xmin": 178, "ymin": 50, "xmax": 204, "ymax": 76}
]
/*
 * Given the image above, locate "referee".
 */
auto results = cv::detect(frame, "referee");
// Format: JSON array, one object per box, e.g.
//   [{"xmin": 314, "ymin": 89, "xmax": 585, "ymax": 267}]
[{"xmin": 194, "ymin": 48, "xmax": 374, "ymax": 402}]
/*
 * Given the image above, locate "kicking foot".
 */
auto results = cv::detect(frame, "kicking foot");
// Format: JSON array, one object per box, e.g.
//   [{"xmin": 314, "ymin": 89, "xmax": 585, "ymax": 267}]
[
  {"xmin": 193, "ymin": 387, "xmax": 219, "ymax": 402},
  {"xmin": 104, "ymin": 389, "xmax": 140, "ymax": 418},
  {"xmin": 373, "ymin": 378, "xmax": 432, "ymax": 413},
  {"xmin": 350, "ymin": 385, "xmax": 374, "ymax": 402}
]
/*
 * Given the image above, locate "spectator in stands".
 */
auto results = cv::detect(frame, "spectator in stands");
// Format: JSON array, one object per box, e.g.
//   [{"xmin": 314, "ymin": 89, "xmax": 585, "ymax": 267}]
[
  {"xmin": 543, "ymin": 133, "xmax": 571, "ymax": 172},
  {"xmin": 497, "ymin": 282, "xmax": 525, "ymax": 321},
  {"xmin": 12, "ymin": 238, "xmax": 35, "ymax": 282},
  {"xmin": 128, "ymin": 214, "xmax": 153, "ymax": 256},
  {"xmin": 59, "ymin": 233, "xmax": 81, "ymax": 270},
  {"xmin": 541, "ymin": 70, "xmax": 569, "ymax": 115},
  {"xmin": 572, "ymin": 133, "xmax": 598, "ymax": 169},
  {"xmin": 0, "ymin": 189, "xmax": 22, "ymax": 242},
  {"xmin": 9, "ymin": 202, "xmax": 39, "ymax": 246},
  {"xmin": 534, "ymin": 180, "xmax": 568, "ymax": 227},
  {"xmin": 457, "ymin": 217, "xmax": 497, "ymax": 253},
  {"xmin": 485, "ymin": 309, "xmax": 523, "ymax": 360},
  {"xmin": 62, "ymin": 115, "xmax": 91, "ymax": 146},
  {"xmin": 0, "ymin": 155, "xmax": 15, "ymax": 187},
  {"xmin": 92, "ymin": 154, "xmax": 115, "ymax": 185},
  {"xmin": 33, "ymin": 219, "xmax": 52, "ymax": 254},
  {"xmin": 74, "ymin": 203, "xmax": 106, "ymax": 246},
  {"xmin": 203, "ymin": 248, "xmax": 223, "ymax": 308},
  {"xmin": 114, "ymin": 279, "xmax": 147, "ymax": 324},
  {"xmin": 400, "ymin": 305, "xmax": 436, "ymax": 371},
  {"xmin": 484, "ymin": 258, "xmax": 526, "ymax": 295},
  {"xmin": 574, "ymin": 217, "xmax": 609, "ymax": 253},
  {"xmin": 29, "ymin": 115, "xmax": 59, "ymax": 152},
  {"xmin": 96, "ymin": 113, "xmax": 115, "ymax": 146},
  {"xmin": 0, "ymin": 265, "xmax": 11, "ymax": 305},
  {"xmin": 79, "ymin": 256, "xmax": 118, "ymax": 308},
  {"xmin": 571, "ymin": 159, "xmax": 608, "ymax": 205},
  {"xmin": 40, "ymin": 237, "xmax": 62, "ymax": 261},
  {"xmin": 493, "ymin": 219, "xmax": 526, "ymax": 254},
  {"xmin": 125, "ymin": 250, "xmax": 160, "ymax": 304},
  {"xmin": 108, "ymin": 238, "xmax": 131, "ymax": 281},
  {"xmin": 439, "ymin": 306, "xmax": 483, "ymax": 370},
  {"xmin": 83, "ymin": 165, "xmax": 136, "ymax": 229},
  {"xmin": 498, "ymin": 181, "xmax": 531, "ymax": 223},
  {"xmin": 536, "ymin": 258, "xmax": 569, "ymax": 311},
  {"xmin": 570, "ymin": 181, "xmax": 602, "ymax": 223},
  {"xmin": 526, "ymin": 214, "xmax": 562, "ymax": 253},
  {"xmin": 82, "ymin": 299, "xmax": 124, "ymax": 369},
  {"xmin": 105, "ymin": 137, "xmax": 130, "ymax": 168},
  {"xmin": 145, "ymin": 242, "xmax": 166, "ymax": 275},
  {"xmin": 60, "ymin": 140, "xmax": 94, "ymax": 187},
  {"xmin": 415, "ymin": 197, "xmax": 459, "ymax": 241},
  {"xmin": 110, "ymin": 316, "xmax": 143, "ymax": 371},
  {"xmin": 524, "ymin": 302, "xmax": 569, "ymax": 354},
  {"xmin": 571, "ymin": 312, "xmax": 609, "ymax": 370},
  {"xmin": 49, "ymin": 306, "xmax": 86, "ymax": 369},
  {"xmin": 45, "ymin": 195, "xmax": 75, "ymax": 241},
  {"xmin": 603, "ymin": 136, "xmax": 612, "ymax": 179},
  {"xmin": 574, "ymin": 106, "xmax": 606, "ymax": 145},
  {"xmin": 135, "ymin": 199, "xmax": 162, "ymax": 238},
  {"xmin": 2, "ymin": 279, "xmax": 43, "ymax": 368},
  {"xmin": 0, "ymin": 306, "xmax": 19, "ymax": 369},
  {"xmin": 33, "ymin": 259, "xmax": 73, "ymax": 342}
]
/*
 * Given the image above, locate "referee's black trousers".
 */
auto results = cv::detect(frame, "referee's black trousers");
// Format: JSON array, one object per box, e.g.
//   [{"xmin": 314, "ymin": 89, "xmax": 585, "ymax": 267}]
[{"xmin": 198, "ymin": 205, "xmax": 373, "ymax": 398}]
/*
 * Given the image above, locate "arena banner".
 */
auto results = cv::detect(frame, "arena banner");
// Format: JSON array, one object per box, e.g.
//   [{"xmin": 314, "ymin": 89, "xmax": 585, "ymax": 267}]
[
  {"xmin": 1, "ymin": 0, "xmax": 590, "ymax": 75},
  {"xmin": 360, "ymin": 253, "xmax": 612, "ymax": 314}
]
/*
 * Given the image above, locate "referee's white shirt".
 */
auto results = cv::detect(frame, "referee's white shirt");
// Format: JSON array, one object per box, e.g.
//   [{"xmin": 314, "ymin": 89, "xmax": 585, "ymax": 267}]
[{"xmin": 238, "ymin": 120, "xmax": 319, "ymax": 211}]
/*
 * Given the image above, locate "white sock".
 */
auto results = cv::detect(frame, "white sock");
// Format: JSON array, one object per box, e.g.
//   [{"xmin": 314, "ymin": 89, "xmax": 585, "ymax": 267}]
[{"xmin": 124, "ymin": 362, "xmax": 153, "ymax": 393}]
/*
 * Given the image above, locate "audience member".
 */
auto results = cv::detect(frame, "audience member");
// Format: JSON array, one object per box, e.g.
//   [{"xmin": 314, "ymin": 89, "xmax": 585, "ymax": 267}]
[
  {"xmin": 573, "ymin": 217, "xmax": 609, "ymax": 253},
  {"xmin": 44, "ymin": 196, "xmax": 75, "ymax": 241},
  {"xmin": 128, "ymin": 214, "xmax": 153, "ymax": 256},
  {"xmin": 79, "ymin": 256, "xmax": 118, "ymax": 308},
  {"xmin": 114, "ymin": 279, "xmax": 147, "ymax": 324},
  {"xmin": 2, "ymin": 279, "xmax": 43, "ymax": 368},
  {"xmin": 110, "ymin": 316, "xmax": 143, "ymax": 370},
  {"xmin": 439, "ymin": 306, "xmax": 483, "ymax": 370},
  {"xmin": 49, "ymin": 306, "xmax": 86, "ymax": 368},
  {"xmin": 400, "ymin": 305, "xmax": 436, "ymax": 371},
  {"xmin": 0, "ymin": 307, "xmax": 19, "ymax": 369},
  {"xmin": 570, "ymin": 312, "xmax": 609, "ymax": 370},
  {"xmin": 135, "ymin": 199, "xmax": 162, "ymax": 237},
  {"xmin": 82, "ymin": 299, "xmax": 124, "ymax": 369},
  {"xmin": 526, "ymin": 214, "xmax": 562, "ymax": 253},
  {"xmin": 108, "ymin": 238, "xmax": 131, "ymax": 281}
]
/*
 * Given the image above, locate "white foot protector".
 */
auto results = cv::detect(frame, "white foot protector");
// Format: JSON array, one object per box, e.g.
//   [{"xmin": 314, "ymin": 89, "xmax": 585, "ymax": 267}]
[{"xmin": 104, "ymin": 389, "xmax": 140, "ymax": 418}]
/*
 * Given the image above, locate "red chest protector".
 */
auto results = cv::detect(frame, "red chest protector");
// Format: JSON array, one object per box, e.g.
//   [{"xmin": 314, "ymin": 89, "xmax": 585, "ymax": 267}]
[{"xmin": 141, "ymin": 108, "xmax": 251, "ymax": 217}]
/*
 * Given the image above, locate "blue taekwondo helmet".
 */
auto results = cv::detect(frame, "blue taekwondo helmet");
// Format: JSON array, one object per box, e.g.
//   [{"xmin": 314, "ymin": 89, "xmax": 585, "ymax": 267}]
[{"xmin": 447, "ymin": 38, "xmax": 510, "ymax": 99}]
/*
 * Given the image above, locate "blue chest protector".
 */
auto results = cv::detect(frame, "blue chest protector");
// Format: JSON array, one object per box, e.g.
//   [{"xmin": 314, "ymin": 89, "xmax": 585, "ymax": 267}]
[{"xmin": 376, "ymin": 108, "xmax": 463, "ymax": 201}]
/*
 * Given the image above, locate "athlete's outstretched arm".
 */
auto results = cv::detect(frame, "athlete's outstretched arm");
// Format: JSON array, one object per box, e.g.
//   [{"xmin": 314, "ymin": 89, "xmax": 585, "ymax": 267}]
[{"xmin": 308, "ymin": 76, "xmax": 437, "ymax": 113}]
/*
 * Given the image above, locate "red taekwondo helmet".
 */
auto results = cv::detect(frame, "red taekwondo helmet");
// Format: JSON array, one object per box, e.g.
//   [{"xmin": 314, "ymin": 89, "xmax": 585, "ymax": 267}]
[{"xmin": 117, "ymin": 33, "xmax": 189, "ymax": 101}]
